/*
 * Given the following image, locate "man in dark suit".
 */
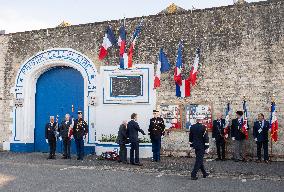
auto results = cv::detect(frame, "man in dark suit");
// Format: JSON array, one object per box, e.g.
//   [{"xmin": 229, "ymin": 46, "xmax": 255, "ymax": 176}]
[
  {"xmin": 45, "ymin": 116, "xmax": 57, "ymax": 159},
  {"xmin": 231, "ymin": 111, "xmax": 246, "ymax": 162},
  {"xmin": 253, "ymin": 113, "xmax": 270, "ymax": 163},
  {"xmin": 212, "ymin": 112, "xmax": 226, "ymax": 161},
  {"xmin": 116, "ymin": 120, "xmax": 128, "ymax": 164},
  {"xmin": 127, "ymin": 113, "xmax": 146, "ymax": 166},
  {"xmin": 148, "ymin": 110, "xmax": 165, "ymax": 162},
  {"xmin": 59, "ymin": 114, "xmax": 72, "ymax": 159},
  {"xmin": 189, "ymin": 119, "xmax": 209, "ymax": 180},
  {"xmin": 73, "ymin": 111, "xmax": 88, "ymax": 160}
]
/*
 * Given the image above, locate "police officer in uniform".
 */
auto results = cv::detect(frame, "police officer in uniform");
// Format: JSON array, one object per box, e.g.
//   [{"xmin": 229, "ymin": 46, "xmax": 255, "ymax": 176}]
[
  {"xmin": 73, "ymin": 111, "xmax": 88, "ymax": 160},
  {"xmin": 231, "ymin": 111, "xmax": 246, "ymax": 162},
  {"xmin": 189, "ymin": 118, "xmax": 209, "ymax": 180},
  {"xmin": 212, "ymin": 112, "xmax": 226, "ymax": 161},
  {"xmin": 59, "ymin": 114, "xmax": 72, "ymax": 159},
  {"xmin": 253, "ymin": 113, "xmax": 270, "ymax": 163},
  {"xmin": 45, "ymin": 116, "xmax": 57, "ymax": 159},
  {"xmin": 148, "ymin": 110, "xmax": 165, "ymax": 162}
]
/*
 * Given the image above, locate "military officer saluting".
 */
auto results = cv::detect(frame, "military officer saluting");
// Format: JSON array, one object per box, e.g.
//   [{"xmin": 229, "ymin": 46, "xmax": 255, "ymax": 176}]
[
  {"xmin": 45, "ymin": 116, "xmax": 57, "ymax": 159},
  {"xmin": 253, "ymin": 113, "xmax": 270, "ymax": 163},
  {"xmin": 212, "ymin": 112, "xmax": 226, "ymax": 161},
  {"xmin": 148, "ymin": 110, "xmax": 165, "ymax": 162},
  {"xmin": 73, "ymin": 111, "xmax": 88, "ymax": 160},
  {"xmin": 189, "ymin": 118, "xmax": 209, "ymax": 180}
]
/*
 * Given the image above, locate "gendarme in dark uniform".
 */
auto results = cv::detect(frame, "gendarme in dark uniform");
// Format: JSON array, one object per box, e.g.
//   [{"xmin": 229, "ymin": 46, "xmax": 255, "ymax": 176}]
[
  {"xmin": 73, "ymin": 111, "xmax": 88, "ymax": 160},
  {"xmin": 253, "ymin": 113, "xmax": 270, "ymax": 163},
  {"xmin": 189, "ymin": 119, "xmax": 209, "ymax": 180},
  {"xmin": 148, "ymin": 110, "xmax": 165, "ymax": 162},
  {"xmin": 45, "ymin": 116, "xmax": 57, "ymax": 159},
  {"xmin": 59, "ymin": 114, "xmax": 72, "ymax": 159},
  {"xmin": 212, "ymin": 115, "xmax": 226, "ymax": 161}
]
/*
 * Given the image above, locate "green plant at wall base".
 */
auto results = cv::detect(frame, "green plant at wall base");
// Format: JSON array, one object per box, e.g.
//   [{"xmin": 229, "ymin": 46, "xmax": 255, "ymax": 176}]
[
  {"xmin": 99, "ymin": 134, "xmax": 118, "ymax": 142},
  {"xmin": 139, "ymin": 136, "xmax": 151, "ymax": 143}
]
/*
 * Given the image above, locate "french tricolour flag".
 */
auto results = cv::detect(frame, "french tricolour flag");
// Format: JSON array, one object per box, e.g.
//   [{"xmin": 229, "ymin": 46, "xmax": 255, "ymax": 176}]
[
  {"xmin": 176, "ymin": 78, "xmax": 191, "ymax": 97},
  {"xmin": 174, "ymin": 42, "xmax": 183, "ymax": 86},
  {"xmin": 242, "ymin": 100, "xmax": 249, "ymax": 140},
  {"xmin": 224, "ymin": 103, "xmax": 231, "ymax": 136},
  {"xmin": 154, "ymin": 48, "xmax": 171, "ymax": 89},
  {"xmin": 189, "ymin": 48, "xmax": 200, "ymax": 86},
  {"xmin": 98, "ymin": 26, "xmax": 117, "ymax": 60},
  {"xmin": 270, "ymin": 101, "xmax": 278, "ymax": 142},
  {"xmin": 118, "ymin": 25, "xmax": 128, "ymax": 69},
  {"xmin": 127, "ymin": 21, "xmax": 142, "ymax": 68}
]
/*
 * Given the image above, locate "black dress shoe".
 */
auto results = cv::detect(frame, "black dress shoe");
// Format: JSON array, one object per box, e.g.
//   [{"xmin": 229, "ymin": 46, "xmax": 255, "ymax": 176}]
[
  {"xmin": 191, "ymin": 177, "xmax": 198, "ymax": 180},
  {"xmin": 61, "ymin": 156, "xmax": 67, "ymax": 159},
  {"xmin": 215, "ymin": 158, "xmax": 221, "ymax": 161},
  {"xmin": 203, "ymin": 173, "xmax": 209, "ymax": 178},
  {"xmin": 47, "ymin": 156, "xmax": 52, "ymax": 160},
  {"xmin": 131, "ymin": 163, "xmax": 143, "ymax": 166}
]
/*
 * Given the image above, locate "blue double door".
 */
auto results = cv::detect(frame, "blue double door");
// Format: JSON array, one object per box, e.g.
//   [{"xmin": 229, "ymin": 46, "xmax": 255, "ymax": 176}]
[{"xmin": 35, "ymin": 66, "xmax": 84, "ymax": 154}]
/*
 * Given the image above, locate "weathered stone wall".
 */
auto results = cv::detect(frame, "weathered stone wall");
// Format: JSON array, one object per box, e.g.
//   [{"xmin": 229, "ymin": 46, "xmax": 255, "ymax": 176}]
[{"xmin": 0, "ymin": 0, "xmax": 283, "ymax": 156}]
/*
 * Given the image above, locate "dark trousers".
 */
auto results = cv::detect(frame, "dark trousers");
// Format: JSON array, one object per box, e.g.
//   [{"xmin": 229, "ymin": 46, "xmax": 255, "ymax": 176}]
[
  {"xmin": 130, "ymin": 142, "xmax": 140, "ymax": 164},
  {"xmin": 62, "ymin": 138, "xmax": 71, "ymax": 158},
  {"xmin": 152, "ymin": 137, "xmax": 161, "ymax": 161},
  {"xmin": 119, "ymin": 144, "xmax": 127, "ymax": 162},
  {"xmin": 257, "ymin": 141, "xmax": 269, "ymax": 161},
  {"xmin": 75, "ymin": 137, "xmax": 84, "ymax": 160},
  {"xmin": 216, "ymin": 139, "xmax": 225, "ymax": 159},
  {"xmin": 191, "ymin": 148, "xmax": 207, "ymax": 178},
  {"xmin": 48, "ymin": 139, "xmax": 56, "ymax": 157}
]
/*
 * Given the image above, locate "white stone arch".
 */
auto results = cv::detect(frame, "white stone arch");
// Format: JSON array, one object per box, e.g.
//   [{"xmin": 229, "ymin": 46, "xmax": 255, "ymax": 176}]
[{"xmin": 10, "ymin": 48, "xmax": 97, "ymax": 151}]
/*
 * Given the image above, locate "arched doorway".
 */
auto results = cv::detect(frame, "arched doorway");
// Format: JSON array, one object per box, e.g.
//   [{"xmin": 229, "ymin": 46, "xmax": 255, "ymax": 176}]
[{"xmin": 35, "ymin": 66, "xmax": 84, "ymax": 153}]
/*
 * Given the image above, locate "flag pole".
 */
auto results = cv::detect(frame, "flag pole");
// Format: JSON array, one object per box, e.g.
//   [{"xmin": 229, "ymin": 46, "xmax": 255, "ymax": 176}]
[
  {"xmin": 270, "ymin": 94, "xmax": 275, "ymax": 161},
  {"xmin": 243, "ymin": 95, "xmax": 248, "ymax": 161}
]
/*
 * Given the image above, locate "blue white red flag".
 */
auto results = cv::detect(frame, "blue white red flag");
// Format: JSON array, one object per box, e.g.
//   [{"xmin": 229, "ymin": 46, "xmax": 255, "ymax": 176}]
[
  {"xmin": 176, "ymin": 78, "xmax": 191, "ymax": 97},
  {"xmin": 154, "ymin": 48, "xmax": 171, "ymax": 89},
  {"xmin": 174, "ymin": 42, "xmax": 183, "ymax": 86},
  {"xmin": 224, "ymin": 103, "xmax": 231, "ymax": 136},
  {"xmin": 242, "ymin": 100, "xmax": 249, "ymax": 140},
  {"xmin": 270, "ymin": 101, "xmax": 278, "ymax": 142},
  {"xmin": 98, "ymin": 26, "xmax": 117, "ymax": 60},
  {"xmin": 189, "ymin": 48, "xmax": 200, "ymax": 86}
]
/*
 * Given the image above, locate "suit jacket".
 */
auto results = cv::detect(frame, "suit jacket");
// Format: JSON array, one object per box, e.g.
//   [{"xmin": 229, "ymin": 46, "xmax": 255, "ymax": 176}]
[
  {"xmin": 116, "ymin": 124, "xmax": 128, "ymax": 145},
  {"xmin": 148, "ymin": 117, "xmax": 165, "ymax": 140},
  {"xmin": 231, "ymin": 118, "xmax": 246, "ymax": 141},
  {"xmin": 212, "ymin": 119, "xmax": 226, "ymax": 141},
  {"xmin": 189, "ymin": 123, "xmax": 209, "ymax": 150},
  {"xmin": 59, "ymin": 120, "xmax": 72, "ymax": 139},
  {"xmin": 253, "ymin": 120, "xmax": 269, "ymax": 142},
  {"xmin": 45, "ymin": 122, "xmax": 57, "ymax": 140},
  {"xmin": 127, "ymin": 120, "xmax": 145, "ymax": 143}
]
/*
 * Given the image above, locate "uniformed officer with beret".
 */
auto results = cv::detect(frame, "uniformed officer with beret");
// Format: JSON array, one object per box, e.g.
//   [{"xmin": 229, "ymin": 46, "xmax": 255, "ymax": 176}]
[
  {"xmin": 148, "ymin": 110, "xmax": 165, "ymax": 162},
  {"xmin": 45, "ymin": 116, "xmax": 57, "ymax": 159},
  {"xmin": 73, "ymin": 111, "xmax": 88, "ymax": 160},
  {"xmin": 189, "ymin": 118, "xmax": 209, "ymax": 180}
]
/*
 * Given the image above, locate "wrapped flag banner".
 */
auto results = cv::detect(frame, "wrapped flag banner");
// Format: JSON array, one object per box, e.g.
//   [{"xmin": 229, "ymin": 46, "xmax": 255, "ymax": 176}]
[
  {"xmin": 127, "ymin": 20, "xmax": 143, "ymax": 68},
  {"xmin": 174, "ymin": 42, "xmax": 183, "ymax": 86},
  {"xmin": 189, "ymin": 48, "xmax": 200, "ymax": 86},
  {"xmin": 224, "ymin": 103, "xmax": 231, "ymax": 138},
  {"xmin": 98, "ymin": 26, "xmax": 117, "ymax": 60},
  {"xmin": 118, "ymin": 25, "xmax": 128, "ymax": 69},
  {"xmin": 154, "ymin": 48, "xmax": 171, "ymax": 89},
  {"xmin": 242, "ymin": 99, "xmax": 249, "ymax": 140},
  {"xmin": 270, "ymin": 101, "xmax": 278, "ymax": 142}
]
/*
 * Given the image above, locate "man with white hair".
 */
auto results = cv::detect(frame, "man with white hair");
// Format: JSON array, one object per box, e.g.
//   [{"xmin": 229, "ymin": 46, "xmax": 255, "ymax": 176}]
[
  {"xmin": 212, "ymin": 112, "xmax": 226, "ymax": 161},
  {"xmin": 116, "ymin": 120, "xmax": 128, "ymax": 163},
  {"xmin": 45, "ymin": 116, "xmax": 57, "ymax": 159},
  {"xmin": 59, "ymin": 114, "xmax": 72, "ymax": 159}
]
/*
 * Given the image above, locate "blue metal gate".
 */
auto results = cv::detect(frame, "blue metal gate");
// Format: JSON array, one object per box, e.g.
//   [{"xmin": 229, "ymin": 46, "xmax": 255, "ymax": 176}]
[{"xmin": 35, "ymin": 66, "xmax": 84, "ymax": 153}]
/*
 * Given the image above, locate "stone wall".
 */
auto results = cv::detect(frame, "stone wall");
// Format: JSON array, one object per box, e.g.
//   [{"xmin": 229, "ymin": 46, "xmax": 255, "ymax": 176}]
[{"xmin": 0, "ymin": 0, "xmax": 283, "ymax": 156}]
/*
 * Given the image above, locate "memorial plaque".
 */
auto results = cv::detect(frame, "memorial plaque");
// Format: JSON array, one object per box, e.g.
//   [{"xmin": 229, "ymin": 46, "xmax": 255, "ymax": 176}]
[
  {"xmin": 110, "ymin": 76, "xmax": 142, "ymax": 97},
  {"xmin": 185, "ymin": 104, "xmax": 213, "ymax": 130}
]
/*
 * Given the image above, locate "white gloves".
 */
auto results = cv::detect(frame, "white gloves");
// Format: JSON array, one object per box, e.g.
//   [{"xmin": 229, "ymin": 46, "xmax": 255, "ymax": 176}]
[
  {"xmin": 254, "ymin": 138, "xmax": 257, "ymax": 142},
  {"xmin": 46, "ymin": 139, "xmax": 48, "ymax": 143},
  {"xmin": 70, "ymin": 135, "xmax": 74, "ymax": 139},
  {"xmin": 212, "ymin": 138, "xmax": 216, "ymax": 142},
  {"xmin": 225, "ymin": 134, "xmax": 228, "ymax": 139},
  {"xmin": 232, "ymin": 137, "xmax": 235, "ymax": 141},
  {"xmin": 205, "ymin": 148, "xmax": 209, "ymax": 154},
  {"xmin": 59, "ymin": 137, "xmax": 62, "ymax": 141}
]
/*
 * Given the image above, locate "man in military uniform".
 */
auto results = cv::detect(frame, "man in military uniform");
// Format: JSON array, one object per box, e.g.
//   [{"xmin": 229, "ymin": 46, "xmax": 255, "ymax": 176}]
[
  {"xmin": 231, "ymin": 111, "xmax": 246, "ymax": 162},
  {"xmin": 73, "ymin": 111, "xmax": 88, "ymax": 160},
  {"xmin": 189, "ymin": 118, "xmax": 209, "ymax": 180},
  {"xmin": 59, "ymin": 114, "xmax": 72, "ymax": 159},
  {"xmin": 127, "ymin": 113, "xmax": 146, "ymax": 166},
  {"xmin": 148, "ymin": 110, "xmax": 165, "ymax": 162},
  {"xmin": 253, "ymin": 113, "xmax": 270, "ymax": 163},
  {"xmin": 212, "ymin": 112, "xmax": 226, "ymax": 161},
  {"xmin": 45, "ymin": 116, "xmax": 57, "ymax": 159}
]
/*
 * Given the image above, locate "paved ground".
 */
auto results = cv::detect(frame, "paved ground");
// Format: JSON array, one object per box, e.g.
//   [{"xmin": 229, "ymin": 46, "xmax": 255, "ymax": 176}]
[{"xmin": 0, "ymin": 152, "xmax": 283, "ymax": 192}]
